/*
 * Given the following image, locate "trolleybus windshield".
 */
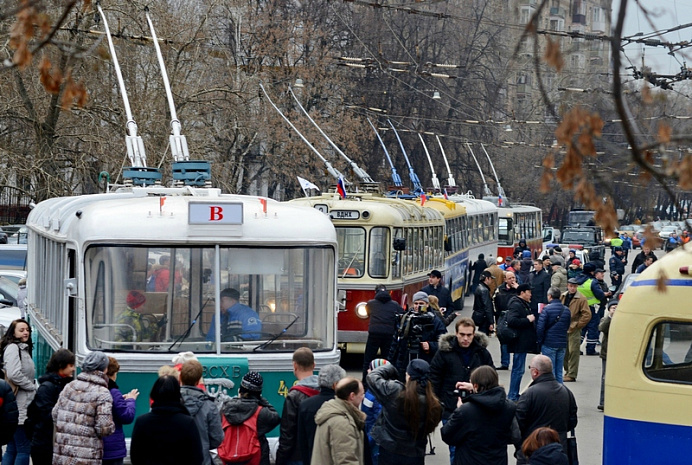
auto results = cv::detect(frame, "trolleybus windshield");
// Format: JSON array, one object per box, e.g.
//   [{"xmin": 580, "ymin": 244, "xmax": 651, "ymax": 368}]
[{"xmin": 85, "ymin": 245, "xmax": 334, "ymax": 353}]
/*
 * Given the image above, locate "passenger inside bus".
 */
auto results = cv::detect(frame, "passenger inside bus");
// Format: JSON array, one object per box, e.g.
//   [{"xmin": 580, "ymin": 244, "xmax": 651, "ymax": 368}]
[
  {"xmin": 116, "ymin": 290, "xmax": 166, "ymax": 342},
  {"xmin": 206, "ymin": 288, "xmax": 262, "ymax": 341}
]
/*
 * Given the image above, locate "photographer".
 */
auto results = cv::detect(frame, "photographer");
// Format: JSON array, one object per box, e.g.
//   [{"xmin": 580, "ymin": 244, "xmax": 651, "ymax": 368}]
[
  {"xmin": 429, "ymin": 318, "xmax": 494, "ymax": 463},
  {"xmin": 389, "ymin": 292, "xmax": 447, "ymax": 382},
  {"xmin": 441, "ymin": 366, "xmax": 520, "ymax": 465}
]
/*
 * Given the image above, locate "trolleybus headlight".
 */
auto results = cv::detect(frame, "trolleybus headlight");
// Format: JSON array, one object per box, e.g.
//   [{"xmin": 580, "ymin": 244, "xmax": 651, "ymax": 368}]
[{"xmin": 355, "ymin": 302, "xmax": 369, "ymax": 319}]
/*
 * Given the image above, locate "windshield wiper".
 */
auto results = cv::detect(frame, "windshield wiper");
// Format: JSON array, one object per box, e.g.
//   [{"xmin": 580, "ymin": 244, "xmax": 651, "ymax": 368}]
[
  {"xmin": 253, "ymin": 315, "xmax": 300, "ymax": 352},
  {"xmin": 168, "ymin": 298, "xmax": 210, "ymax": 351}
]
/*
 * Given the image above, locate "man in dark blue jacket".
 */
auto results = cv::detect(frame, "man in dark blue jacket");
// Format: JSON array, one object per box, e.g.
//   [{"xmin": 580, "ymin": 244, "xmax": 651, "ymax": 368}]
[
  {"xmin": 536, "ymin": 287, "xmax": 572, "ymax": 383},
  {"xmin": 506, "ymin": 284, "xmax": 537, "ymax": 402},
  {"xmin": 609, "ymin": 246, "xmax": 627, "ymax": 288},
  {"xmin": 362, "ymin": 285, "xmax": 403, "ymax": 381},
  {"xmin": 472, "ymin": 271, "xmax": 495, "ymax": 335}
]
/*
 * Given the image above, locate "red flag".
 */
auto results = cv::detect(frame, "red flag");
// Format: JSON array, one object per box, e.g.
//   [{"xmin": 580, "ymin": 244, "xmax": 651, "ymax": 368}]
[
  {"xmin": 160, "ymin": 196, "xmax": 166, "ymax": 213},
  {"xmin": 259, "ymin": 198, "xmax": 267, "ymax": 214},
  {"xmin": 420, "ymin": 193, "xmax": 427, "ymax": 206}
]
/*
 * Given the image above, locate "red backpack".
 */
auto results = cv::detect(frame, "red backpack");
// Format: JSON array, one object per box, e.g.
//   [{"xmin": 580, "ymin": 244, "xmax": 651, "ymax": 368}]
[{"xmin": 217, "ymin": 406, "xmax": 262, "ymax": 465}]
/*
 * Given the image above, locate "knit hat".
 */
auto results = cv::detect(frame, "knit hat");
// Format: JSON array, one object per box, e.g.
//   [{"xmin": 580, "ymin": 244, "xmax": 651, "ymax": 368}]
[
  {"xmin": 517, "ymin": 283, "xmax": 531, "ymax": 293},
  {"xmin": 82, "ymin": 351, "xmax": 109, "ymax": 372},
  {"xmin": 583, "ymin": 262, "xmax": 596, "ymax": 273},
  {"xmin": 522, "ymin": 250, "xmax": 531, "ymax": 258},
  {"xmin": 241, "ymin": 371, "xmax": 263, "ymax": 393},
  {"xmin": 126, "ymin": 290, "xmax": 146, "ymax": 309},
  {"xmin": 406, "ymin": 359, "xmax": 430, "ymax": 386},
  {"xmin": 369, "ymin": 358, "xmax": 389, "ymax": 371},
  {"xmin": 172, "ymin": 351, "xmax": 197, "ymax": 366},
  {"xmin": 412, "ymin": 291, "xmax": 429, "ymax": 304}
]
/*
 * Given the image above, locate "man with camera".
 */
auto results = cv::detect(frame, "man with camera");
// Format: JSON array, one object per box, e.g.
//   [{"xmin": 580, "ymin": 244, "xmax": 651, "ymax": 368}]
[
  {"xmin": 429, "ymin": 317, "xmax": 494, "ymax": 464},
  {"xmin": 389, "ymin": 291, "xmax": 447, "ymax": 382},
  {"xmin": 362, "ymin": 285, "xmax": 404, "ymax": 382}
]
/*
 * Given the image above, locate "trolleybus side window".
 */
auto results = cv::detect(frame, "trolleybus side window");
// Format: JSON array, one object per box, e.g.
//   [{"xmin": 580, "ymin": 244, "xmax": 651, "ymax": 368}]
[
  {"xmin": 336, "ymin": 227, "xmax": 365, "ymax": 278},
  {"xmin": 644, "ymin": 321, "xmax": 692, "ymax": 383},
  {"xmin": 368, "ymin": 227, "xmax": 389, "ymax": 278}
]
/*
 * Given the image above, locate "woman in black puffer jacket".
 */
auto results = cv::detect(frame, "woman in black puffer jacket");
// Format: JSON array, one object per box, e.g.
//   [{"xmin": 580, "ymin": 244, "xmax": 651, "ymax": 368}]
[{"xmin": 366, "ymin": 360, "xmax": 442, "ymax": 465}]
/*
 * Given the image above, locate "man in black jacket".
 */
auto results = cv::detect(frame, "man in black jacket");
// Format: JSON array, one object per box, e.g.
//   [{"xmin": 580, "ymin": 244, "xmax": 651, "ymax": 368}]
[
  {"xmin": 472, "ymin": 270, "xmax": 495, "ymax": 335},
  {"xmin": 630, "ymin": 245, "xmax": 657, "ymax": 274},
  {"xmin": 362, "ymin": 285, "xmax": 403, "ymax": 381},
  {"xmin": 429, "ymin": 317, "xmax": 494, "ymax": 464},
  {"xmin": 0, "ymin": 379, "xmax": 19, "ymax": 446},
  {"xmin": 515, "ymin": 355, "xmax": 578, "ymax": 464},
  {"xmin": 421, "ymin": 269, "xmax": 455, "ymax": 315},
  {"xmin": 296, "ymin": 364, "xmax": 346, "ymax": 465},
  {"xmin": 506, "ymin": 284, "xmax": 537, "ymax": 402},
  {"xmin": 529, "ymin": 259, "xmax": 551, "ymax": 313}
]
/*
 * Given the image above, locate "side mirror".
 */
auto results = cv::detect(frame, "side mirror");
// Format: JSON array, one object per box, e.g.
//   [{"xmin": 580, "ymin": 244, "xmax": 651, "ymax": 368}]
[{"xmin": 393, "ymin": 238, "xmax": 406, "ymax": 251}]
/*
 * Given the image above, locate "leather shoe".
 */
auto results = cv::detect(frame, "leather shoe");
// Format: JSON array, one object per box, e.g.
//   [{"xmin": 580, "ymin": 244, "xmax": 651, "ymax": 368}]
[
  {"xmin": 495, "ymin": 366, "xmax": 509, "ymax": 370},
  {"xmin": 563, "ymin": 377, "xmax": 576, "ymax": 382}
]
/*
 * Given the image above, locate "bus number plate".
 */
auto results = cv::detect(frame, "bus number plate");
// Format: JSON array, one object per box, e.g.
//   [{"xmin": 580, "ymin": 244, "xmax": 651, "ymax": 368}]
[{"xmin": 330, "ymin": 210, "xmax": 360, "ymax": 220}]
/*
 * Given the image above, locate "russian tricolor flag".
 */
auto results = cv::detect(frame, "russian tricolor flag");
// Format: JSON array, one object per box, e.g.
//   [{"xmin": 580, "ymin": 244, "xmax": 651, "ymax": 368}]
[
  {"xmin": 443, "ymin": 189, "xmax": 448, "ymax": 200},
  {"xmin": 336, "ymin": 176, "xmax": 347, "ymax": 199},
  {"xmin": 498, "ymin": 193, "xmax": 503, "ymax": 206}
]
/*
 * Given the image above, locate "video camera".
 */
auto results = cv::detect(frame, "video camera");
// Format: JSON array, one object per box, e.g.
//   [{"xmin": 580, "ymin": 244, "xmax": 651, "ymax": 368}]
[{"xmin": 398, "ymin": 311, "xmax": 435, "ymax": 356}]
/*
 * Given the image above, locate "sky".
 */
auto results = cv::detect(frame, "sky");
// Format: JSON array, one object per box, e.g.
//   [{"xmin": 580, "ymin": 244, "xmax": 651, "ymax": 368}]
[{"xmin": 614, "ymin": 0, "xmax": 692, "ymax": 76}]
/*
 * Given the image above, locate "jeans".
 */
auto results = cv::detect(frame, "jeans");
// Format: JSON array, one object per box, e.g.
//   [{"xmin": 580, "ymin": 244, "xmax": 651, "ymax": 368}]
[
  {"xmin": 362, "ymin": 333, "xmax": 395, "ymax": 382},
  {"xmin": 500, "ymin": 344, "xmax": 510, "ymax": 368},
  {"xmin": 442, "ymin": 418, "xmax": 455, "ymax": 465},
  {"xmin": 541, "ymin": 345, "xmax": 566, "ymax": 383},
  {"xmin": 508, "ymin": 352, "xmax": 527, "ymax": 401},
  {"xmin": 2, "ymin": 425, "xmax": 30, "ymax": 465}
]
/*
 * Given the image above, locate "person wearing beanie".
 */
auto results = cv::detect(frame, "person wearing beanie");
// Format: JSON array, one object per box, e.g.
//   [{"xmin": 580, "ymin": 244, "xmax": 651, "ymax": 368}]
[
  {"xmin": 362, "ymin": 359, "xmax": 388, "ymax": 465},
  {"xmin": 366, "ymin": 359, "xmax": 442, "ymax": 464},
  {"xmin": 389, "ymin": 292, "xmax": 446, "ymax": 382},
  {"xmin": 220, "ymin": 372, "xmax": 280, "ymax": 465},
  {"xmin": 362, "ymin": 285, "xmax": 404, "ymax": 383},
  {"xmin": 421, "ymin": 270, "xmax": 455, "ymax": 319},
  {"xmin": 297, "ymin": 365, "xmax": 346, "ymax": 465},
  {"xmin": 52, "ymin": 351, "xmax": 115, "ymax": 465}
]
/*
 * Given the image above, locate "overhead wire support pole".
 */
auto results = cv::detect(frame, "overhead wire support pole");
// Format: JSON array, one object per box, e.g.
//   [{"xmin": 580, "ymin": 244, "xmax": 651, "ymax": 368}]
[
  {"xmin": 387, "ymin": 120, "xmax": 423, "ymax": 193},
  {"xmin": 145, "ymin": 8, "xmax": 189, "ymax": 162},
  {"xmin": 288, "ymin": 87, "xmax": 374, "ymax": 183},
  {"xmin": 435, "ymin": 135, "xmax": 456, "ymax": 187},
  {"xmin": 465, "ymin": 142, "xmax": 492, "ymax": 197},
  {"xmin": 97, "ymin": 3, "xmax": 146, "ymax": 168},
  {"xmin": 259, "ymin": 83, "xmax": 346, "ymax": 182},
  {"xmin": 367, "ymin": 118, "xmax": 402, "ymax": 187},
  {"xmin": 418, "ymin": 134, "xmax": 440, "ymax": 190},
  {"xmin": 480, "ymin": 143, "xmax": 506, "ymax": 199}
]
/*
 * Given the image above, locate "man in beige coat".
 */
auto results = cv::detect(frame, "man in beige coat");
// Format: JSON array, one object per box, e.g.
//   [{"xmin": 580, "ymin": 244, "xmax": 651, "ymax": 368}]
[
  {"xmin": 311, "ymin": 377, "xmax": 366, "ymax": 465},
  {"xmin": 560, "ymin": 279, "xmax": 592, "ymax": 382}
]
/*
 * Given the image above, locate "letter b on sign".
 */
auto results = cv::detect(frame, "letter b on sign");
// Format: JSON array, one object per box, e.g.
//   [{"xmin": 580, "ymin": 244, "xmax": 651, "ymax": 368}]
[{"xmin": 209, "ymin": 206, "xmax": 224, "ymax": 221}]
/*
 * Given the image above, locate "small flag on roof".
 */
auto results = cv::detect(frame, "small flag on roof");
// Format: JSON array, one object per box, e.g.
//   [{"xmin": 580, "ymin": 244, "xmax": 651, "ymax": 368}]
[
  {"xmin": 297, "ymin": 176, "xmax": 320, "ymax": 191},
  {"xmin": 336, "ymin": 176, "xmax": 347, "ymax": 199},
  {"xmin": 443, "ymin": 189, "xmax": 449, "ymax": 200},
  {"xmin": 498, "ymin": 193, "xmax": 503, "ymax": 206},
  {"xmin": 420, "ymin": 193, "xmax": 427, "ymax": 206}
]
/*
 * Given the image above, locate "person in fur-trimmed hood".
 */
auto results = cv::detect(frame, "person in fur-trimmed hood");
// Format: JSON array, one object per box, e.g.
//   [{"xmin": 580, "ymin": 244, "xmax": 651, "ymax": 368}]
[{"xmin": 428, "ymin": 317, "xmax": 494, "ymax": 421}]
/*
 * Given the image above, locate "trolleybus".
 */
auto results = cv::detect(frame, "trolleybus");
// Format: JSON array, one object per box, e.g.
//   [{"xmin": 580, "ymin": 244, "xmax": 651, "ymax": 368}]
[
  {"xmin": 289, "ymin": 193, "xmax": 445, "ymax": 353},
  {"xmin": 26, "ymin": 190, "xmax": 339, "ymax": 443},
  {"xmin": 494, "ymin": 203, "xmax": 543, "ymax": 259},
  {"xmin": 603, "ymin": 246, "xmax": 692, "ymax": 463}
]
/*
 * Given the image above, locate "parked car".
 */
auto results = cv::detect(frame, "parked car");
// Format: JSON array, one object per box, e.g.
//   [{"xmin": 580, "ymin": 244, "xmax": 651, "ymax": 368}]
[
  {"xmin": 0, "ymin": 300, "xmax": 21, "ymax": 338},
  {"xmin": 617, "ymin": 273, "xmax": 640, "ymax": 300},
  {"xmin": 3, "ymin": 224, "xmax": 27, "ymax": 244},
  {"xmin": 0, "ymin": 276, "xmax": 19, "ymax": 306},
  {"xmin": 0, "ymin": 244, "xmax": 27, "ymax": 270},
  {"xmin": 0, "ymin": 270, "xmax": 26, "ymax": 285}
]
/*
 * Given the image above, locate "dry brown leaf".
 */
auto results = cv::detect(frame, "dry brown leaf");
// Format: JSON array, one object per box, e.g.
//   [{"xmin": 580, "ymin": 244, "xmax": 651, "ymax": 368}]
[
  {"xmin": 575, "ymin": 177, "xmax": 598, "ymax": 208},
  {"xmin": 543, "ymin": 37, "xmax": 564, "ymax": 72},
  {"xmin": 679, "ymin": 156, "xmax": 692, "ymax": 190},
  {"xmin": 657, "ymin": 122, "xmax": 672, "ymax": 144},
  {"xmin": 594, "ymin": 200, "xmax": 618, "ymax": 237},
  {"xmin": 12, "ymin": 42, "xmax": 32, "ymax": 69},
  {"xmin": 40, "ymin": 58, "xmax": 62, "ymax": 94},
  {"xmin": 656, "ymin": 269, "xmax": 668, "ymax": 293},
  {"xmin": 643, "ymin": 224, "xmax": 662, "ymax": 250}
]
